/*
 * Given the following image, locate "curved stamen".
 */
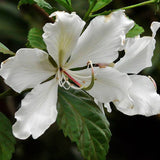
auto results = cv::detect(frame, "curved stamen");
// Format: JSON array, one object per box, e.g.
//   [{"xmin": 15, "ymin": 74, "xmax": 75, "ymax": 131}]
[
  {"xmin": 59, "ymin": 75, "xmax": 66, "ymax": 87},
  {"xmin": 148, "ymin": 76, "xmax": 157, "ymax": 91},
  {"xmin": 83, "ymin": 60, "xmax": 95, "ymax": 91},
  {"xmin": 62, "ymin": 60, "xmax": 95, "ymax": 91},
  {"xmin": 63, "ymin": 81, "xmax": 71, "ymax": 90}
]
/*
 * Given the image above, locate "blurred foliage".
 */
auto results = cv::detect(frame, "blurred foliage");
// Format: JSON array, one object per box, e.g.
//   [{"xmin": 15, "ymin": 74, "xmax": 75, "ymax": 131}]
[
  {"xmin": 0, "ymin": 112, "xmax": 16, "ymax": 160},
  {"xmin": 0, "ymin": 0, "xmax": 160, "ymax": 160}
]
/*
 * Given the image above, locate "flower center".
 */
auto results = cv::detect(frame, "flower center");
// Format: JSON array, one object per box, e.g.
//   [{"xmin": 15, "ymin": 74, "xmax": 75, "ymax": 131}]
[{"xmin": 58, "ymin": 61, "xmax": 95, "ymax": 91}]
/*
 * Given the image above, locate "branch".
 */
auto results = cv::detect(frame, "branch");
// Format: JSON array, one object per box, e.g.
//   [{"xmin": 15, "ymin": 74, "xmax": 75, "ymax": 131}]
[{"xmin": 33, "ymin": 4, "xmax": 54, "ymax": 23}]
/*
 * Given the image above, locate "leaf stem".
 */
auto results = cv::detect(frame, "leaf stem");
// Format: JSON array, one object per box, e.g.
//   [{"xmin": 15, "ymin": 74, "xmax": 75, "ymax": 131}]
[
  {"xmin": 83, "ymin": 0, "xmax": 97, "ymax": 21},
  {"xmin": 90, "ymin": 0, "xmax": 159, "ymax": 18},
  {"xmin": 117, "ymin": 0, "xmax": 157, "ymax": 11}
]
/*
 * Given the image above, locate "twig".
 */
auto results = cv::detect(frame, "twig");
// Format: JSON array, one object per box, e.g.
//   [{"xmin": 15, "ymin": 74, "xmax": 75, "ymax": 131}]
[{"xmin": 33, "ymin": 4, "xmax": 54, "ymax": 23}]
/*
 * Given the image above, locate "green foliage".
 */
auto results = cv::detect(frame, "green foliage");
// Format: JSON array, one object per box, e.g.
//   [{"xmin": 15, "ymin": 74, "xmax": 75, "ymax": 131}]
[
  {"xmin": 57, "ymin": 87, "xmax": 111, "ymax": 160},
  {"xmin": 126, "ymin": 24, "xmax": 144, "ymax": 38},
  {"xmin": 34, "ymin": 0, "xmax": 52, "ymax": 9},
  {"xmin": 0, "ymin": 42, "xmax": 15, "ymax": 55},
  {"xmin": 18, "ymin": 0, "xmax": 35, "ymax": 9},
  {"xmin": 91, "ymin": 0, "xmax": 112, "ymax": 12},
  {"xmin": 0, "ymin": 2, "xmax": 27, "ymax": 43},
  {"xmin": 28, "ymin": 28, "xmax": 46, "ymax": 50},
  {"xmin": 0, "ymin": 112, "xmax": 16, "ymax": 160},
  {"xmin": 18, "ymin": 0, "xmax": 52, "ymax": 10},
  {"xmin": 54, "ymin": 0, "xmax": 73, "ymax": 11},
  {"xmin": 67, "ymin": 0, "xmax": 72, "ymax": 6}
]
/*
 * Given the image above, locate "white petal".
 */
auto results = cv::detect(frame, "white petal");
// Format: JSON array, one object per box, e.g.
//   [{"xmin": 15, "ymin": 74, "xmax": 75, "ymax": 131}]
[
  {"xmin": 115, "ymin": 75, "xmax": 160, "ymax": 116},
  {"xmin": 94, "ymin": 99, "xmax": 105, "ymax": 114},
  {"xmin": 88, "ymin": 67, "xmax": 132, "ymax": 103},
  {"xmin": 67, "ymin": 67, "xmax": 132, "ymax": 103},
  {"xmin": 115, "ymin": 21, "xmax": 160, "ymax": 74},
  {"xmin": 12, "ymin": 79, "xmax": 58, "ymax": 139},
  {"xmin": 0, "ymin": 48, "xmax": 55, "ymax": 93},
  {"xmin": 43, "ymin": 11, "xmax": 85, "ymax": 66},
  {"xmin": 104, "ymin": 103, "xmax": 112, "ymax": 113},
  {"xmin": 66, "ymin": 10, "xmax": 134, "ymax": 68},
  {"xmin": 115, "ymin": 37, "xmax": 155, "ymax": 74},
  {"xmin": 151, "ymin": 21, "xmax": 160, "ymax": 37}
]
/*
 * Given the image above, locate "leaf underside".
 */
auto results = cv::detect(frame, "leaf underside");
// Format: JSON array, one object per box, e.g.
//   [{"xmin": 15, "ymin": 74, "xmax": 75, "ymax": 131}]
[
  {"xmin": 18, "ymin": 0, "xmax": 53, "ymax": 12},
  {"xmin": 0, "ymin": 42, "xmax": 15, "ymax": 55},
  {"xmin": 126, "ymin": 24, "xmax": 144, "ymax": 38},
  {"xmin": 57, "ymin": 87, "xmax": 111, "ymax": 160},
  {"xmin": 28, "ymin": 28, "xmax": 46, "ymax": 50}
]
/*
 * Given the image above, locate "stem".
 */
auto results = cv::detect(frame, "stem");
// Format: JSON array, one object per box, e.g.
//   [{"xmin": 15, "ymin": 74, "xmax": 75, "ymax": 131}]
[
  {"xmin": 83, "ymin": 0, "xmax": 97, "ymax": 21},
  {"xmin": 33, "ymin": 4, "xmax": 54, "ymax": 23},
  {"xmin": 117, "ymin": 0, "xmax": 157, "ymax": 10},
  {"xmin": 90, "ymin": 0, "xmax": 158, "ymax": 18}
]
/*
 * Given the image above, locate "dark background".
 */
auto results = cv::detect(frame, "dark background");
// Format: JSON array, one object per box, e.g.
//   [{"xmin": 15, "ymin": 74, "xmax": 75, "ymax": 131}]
[{"xmin": 0, "ymin": 0, "xmax": 160, "ymax": 159}]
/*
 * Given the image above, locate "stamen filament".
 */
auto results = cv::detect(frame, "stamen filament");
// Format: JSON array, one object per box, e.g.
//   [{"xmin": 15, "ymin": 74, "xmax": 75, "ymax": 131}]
[
  {"xmin": 83, "ymin": 60, "xmax": 95, "ymax": 91},
  {"xmin": 63, "ymin": 70, "xmax": 82, "ymax": 87},
  {"xmin": 62, "ymin": 60, "xmax": 95, "ymax": 91}
]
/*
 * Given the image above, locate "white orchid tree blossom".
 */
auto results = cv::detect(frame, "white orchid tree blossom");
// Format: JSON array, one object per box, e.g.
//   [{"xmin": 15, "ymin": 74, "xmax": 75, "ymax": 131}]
[
  {"xmin": 0, "ymin": 10, "xmax": 134, "ymax": 139},
  {"xmin": 111, "ymin": 22, "xmax": 160, "ymax": 116}
]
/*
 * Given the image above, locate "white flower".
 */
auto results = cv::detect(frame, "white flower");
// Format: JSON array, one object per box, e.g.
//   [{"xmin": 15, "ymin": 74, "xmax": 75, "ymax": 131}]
[
  {"xmin": 0, "ymin": 10, "xmax": 134, "ymax": 139},
  {"xmin": 111, "ymin": 22, "xmax": 160, "ymax": 116}
]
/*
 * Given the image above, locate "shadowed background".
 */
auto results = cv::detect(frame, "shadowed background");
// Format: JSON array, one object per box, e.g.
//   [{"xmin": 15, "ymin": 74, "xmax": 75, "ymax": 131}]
[{"xmin": 0, "ymin": 0, "xmax": 160, "ymax": 159}]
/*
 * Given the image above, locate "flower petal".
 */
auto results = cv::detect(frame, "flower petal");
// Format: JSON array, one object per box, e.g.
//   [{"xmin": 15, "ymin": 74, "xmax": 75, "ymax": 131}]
[
  {"xmin": 67, "ymin": 67, "xmax": 132, "ymax": 103},
  {"xmin": 115, "ymin": 75, "xmax": 160, "ymax": 116},
  {"xmin": 104, "ymin": 103, "xmax": 112, "ymax": 113},
  {"xmin": 12, "ymin": 79, "xmax": 58, "ymax": 139},
  {"xmin": 43, "ymin": 11, "xmax": 85, "ymax": 66},
  {"xmin": 0, "ymin": 48, "xmax": 55, "ymax": 93},
  {"xmin": 66, "ymin": 10, "xmax": 134, "ymax": 69},
  {"xmin": 115, "ymin": 21, "xmax": 160, "ymax": 74},
  {"xmin": 151, "ymin": 21, "xmax": 160, "ymax": 37},
  {"xmin": 88, "ymin": 67, "xmax": 132, "ymax": 103},
  {"xmin": 115, "ymin": 37, "xmax": 154, "ymax": 73}
]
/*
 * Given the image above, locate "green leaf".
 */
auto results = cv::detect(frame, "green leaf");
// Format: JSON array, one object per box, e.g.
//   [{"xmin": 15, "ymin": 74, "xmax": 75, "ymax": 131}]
[
  {"xmin": 91, "ymin": 0, "xmax": 112, "ymax": 12},
  {"xmin": 18, "ymin": 0, "xmax": 52, "ymax": 10},
  {"xmin": 28, "ymin": 28, "xmax": 46, "ymax": 50},
  {"xmin": 126, "ymin": 24, "xmax": 144, "ymax": 38},
  {"xmin": 57, "ymin": 87, "xmax": 111, "ymax": 160},
  {"xmin": 18, "ymin": 0, "xmax": 35, "ymax": 9},
  {"xmin": 67, "ymin": 0, "xmax": 72, "ymax": 6},
  {"xmin": 0, "ymin": 112, "xmax": 16, "ymax": 160},
  {"xmin": 0, "ymin": 42, "xmax": 15, "ymax": 55},
  {"xmin": 34, "ymin": 0, "xmax": 52, "ymax": 9},
  {"xmin": 89, "ymin": 0, "xmax": 112, "ymax": 12},
  {"xmin": 54, "ymin": 0, "xmax": 72, "ymax": 11}
]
